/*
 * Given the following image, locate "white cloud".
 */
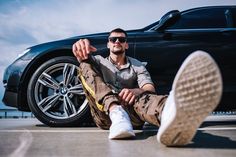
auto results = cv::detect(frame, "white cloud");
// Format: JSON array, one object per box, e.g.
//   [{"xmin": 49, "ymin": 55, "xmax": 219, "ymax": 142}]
[{"xmin": 1, "ymin": 0, "xmax": 236, "ymax": 44}]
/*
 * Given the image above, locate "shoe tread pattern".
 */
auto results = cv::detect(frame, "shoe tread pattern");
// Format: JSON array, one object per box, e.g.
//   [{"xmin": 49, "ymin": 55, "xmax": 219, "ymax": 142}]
[{"xmin": 160, "ymin": 51, "xmax": 222, "ymax": 146}]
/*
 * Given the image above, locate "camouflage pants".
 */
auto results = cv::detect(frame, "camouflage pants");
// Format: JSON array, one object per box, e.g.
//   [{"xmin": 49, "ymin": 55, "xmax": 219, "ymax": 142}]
[{"xmin": 78, "ymin": 62, "xmax": 167, "ymax": 129}]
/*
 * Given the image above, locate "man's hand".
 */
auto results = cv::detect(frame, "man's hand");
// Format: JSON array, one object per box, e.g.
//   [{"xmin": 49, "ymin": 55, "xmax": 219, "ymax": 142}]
[
  {"xmin": 119, "ymin": 84, "xmax": 155, "ymax": 106},
  {"xmin": 119, "ymin": 88, "xmax": 144, "ymax": 106},
  {"xmin": 72, "ymin": 39, "xmax": 97, "ymax": 62}
]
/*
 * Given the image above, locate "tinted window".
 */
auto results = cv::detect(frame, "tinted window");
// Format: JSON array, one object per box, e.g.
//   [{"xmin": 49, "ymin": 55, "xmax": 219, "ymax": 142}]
[
  {"xmin": 168, "ymin": 8, "xmax": 227, "ymax": 29},
  {"xmin": 231, "ymin": 8, "xmax": 236, "ymax": 27}
]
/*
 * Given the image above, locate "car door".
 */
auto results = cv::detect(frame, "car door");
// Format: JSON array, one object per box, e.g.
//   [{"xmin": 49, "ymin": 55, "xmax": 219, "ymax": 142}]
[
  {"xmin": 165, "ymin": 7, "xmax": 236, "ymax": 110},
  {"xmin": 134, "ymin": 31, "xmax": 179, "ymax": 94},
  {"xmin": 134, "ymin": 7, "xmax": 236, "ymax": 110}
]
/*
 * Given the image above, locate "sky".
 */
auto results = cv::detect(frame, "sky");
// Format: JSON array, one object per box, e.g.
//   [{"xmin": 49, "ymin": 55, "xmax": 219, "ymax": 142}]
[{"xmin": 0, "ymin": 0, "xmax": 236, "ymax": 109}]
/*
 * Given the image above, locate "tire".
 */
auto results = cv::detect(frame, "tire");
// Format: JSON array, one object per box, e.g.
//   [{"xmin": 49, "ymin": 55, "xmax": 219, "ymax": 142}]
[{"xmin": 27, "ymin": 56, "xmax": 92, "ymax": 127}]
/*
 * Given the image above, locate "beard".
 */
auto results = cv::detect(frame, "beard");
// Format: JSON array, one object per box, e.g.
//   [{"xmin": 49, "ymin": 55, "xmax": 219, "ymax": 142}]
[
  {"xmin": 110, "ymin": 46, "xmax": 125, "ymax": 55},
  {"xmin": 112, "ymin": 50, "xmax": 125, "ymax": 55}
]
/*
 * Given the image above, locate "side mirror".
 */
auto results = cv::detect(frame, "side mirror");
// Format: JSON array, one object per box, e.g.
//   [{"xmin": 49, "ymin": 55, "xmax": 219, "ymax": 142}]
[{"xmin": 155, "ymin": 10, "xmax": 180, "ymax": 31}]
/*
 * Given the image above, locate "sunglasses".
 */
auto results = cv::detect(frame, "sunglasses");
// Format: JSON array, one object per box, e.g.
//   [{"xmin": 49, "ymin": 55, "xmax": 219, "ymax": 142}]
[{"xmin": 108, "ymin": 37, "xmax": 127, "ymax": 43}]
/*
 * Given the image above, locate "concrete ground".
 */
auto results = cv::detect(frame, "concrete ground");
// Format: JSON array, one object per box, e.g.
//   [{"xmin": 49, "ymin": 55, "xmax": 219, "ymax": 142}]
[{"xmin": 0, "ymin": 117, "xmax": 236, "ymax": 157}]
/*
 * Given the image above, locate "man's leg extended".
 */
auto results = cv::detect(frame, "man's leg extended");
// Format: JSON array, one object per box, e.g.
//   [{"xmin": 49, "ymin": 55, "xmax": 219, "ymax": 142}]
[
  {"xmin": 78, "ymin": 62, "xmax": 135, "ymax": 139},
  {"xmin": 157, "ymin": 51, "xmax": 222, "ymax": 146}
]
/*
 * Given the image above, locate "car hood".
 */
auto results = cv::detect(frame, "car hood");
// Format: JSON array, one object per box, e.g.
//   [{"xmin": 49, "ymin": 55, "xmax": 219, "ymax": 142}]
[
  {"xmin": 29, "ymin": 29, "xmax": 142, "ymax": 50},
  {"xmin": 20, "ymin": 29, "xmax": 142, "ymax": 60}
]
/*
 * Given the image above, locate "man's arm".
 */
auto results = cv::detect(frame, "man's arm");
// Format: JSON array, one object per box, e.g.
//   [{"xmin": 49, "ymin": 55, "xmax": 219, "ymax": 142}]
[
  {"xmin": 141, "ymin": 83, "xmax": 156, "ymax": 93},
  {"xmin": 119, "ymin": 57, "xmax": 156, "ymax": 105}
]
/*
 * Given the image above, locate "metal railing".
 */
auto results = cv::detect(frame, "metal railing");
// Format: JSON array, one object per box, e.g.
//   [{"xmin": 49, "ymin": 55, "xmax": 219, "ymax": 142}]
[{"xmin": 0, "ymin": 109, "xmax": 35, "ymax": 118}]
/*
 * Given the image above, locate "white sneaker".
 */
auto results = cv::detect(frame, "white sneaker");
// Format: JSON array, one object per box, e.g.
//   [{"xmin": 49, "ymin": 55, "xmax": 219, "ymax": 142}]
[
  {"xmin": 109, "ymin": 106, "xmax": 135, "ymax": 139},
  {"xmin": 157, "ymin": 50, "xmax": 223, "ymax": 146}
]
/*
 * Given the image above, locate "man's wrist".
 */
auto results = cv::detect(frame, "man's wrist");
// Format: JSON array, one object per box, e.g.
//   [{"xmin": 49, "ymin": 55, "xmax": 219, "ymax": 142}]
[{"xmin": 134, "ymin": 88, "xmax": 145, "ymax": 96}]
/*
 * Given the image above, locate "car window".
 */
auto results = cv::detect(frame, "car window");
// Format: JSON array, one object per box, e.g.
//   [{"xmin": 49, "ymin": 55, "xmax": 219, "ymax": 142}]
[
  {"xmin": 231, "ymin": 8, "xmax": 236, "ymax": 27},
  {"xmin": 168, "ymin": 8, "xmax": 227, "ymax": 29}
]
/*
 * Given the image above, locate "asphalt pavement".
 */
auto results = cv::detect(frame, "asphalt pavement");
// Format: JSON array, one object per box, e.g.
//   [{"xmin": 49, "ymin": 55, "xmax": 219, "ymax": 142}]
[{"xmin": 0, "ymin": 117, "xmax": 236, "ymax": 157}]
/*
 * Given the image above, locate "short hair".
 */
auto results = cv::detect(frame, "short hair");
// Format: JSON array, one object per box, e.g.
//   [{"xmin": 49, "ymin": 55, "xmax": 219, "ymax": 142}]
[{"xmin": 109, "ymin": 28, "xmax": 127, "ymax": 37}]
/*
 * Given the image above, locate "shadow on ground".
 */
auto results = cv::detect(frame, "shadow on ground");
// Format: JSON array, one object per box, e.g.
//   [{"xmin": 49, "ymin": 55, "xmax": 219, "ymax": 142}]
[{"xmin": 184, "ymin": 131, "xmax": 236, "ymax": 149}]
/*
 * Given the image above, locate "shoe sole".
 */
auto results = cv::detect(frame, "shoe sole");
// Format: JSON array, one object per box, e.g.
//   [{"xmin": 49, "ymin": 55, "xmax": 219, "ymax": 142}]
[{"xmin": 158, "ymin": 50, "xmax": 223, "ymax": 146}]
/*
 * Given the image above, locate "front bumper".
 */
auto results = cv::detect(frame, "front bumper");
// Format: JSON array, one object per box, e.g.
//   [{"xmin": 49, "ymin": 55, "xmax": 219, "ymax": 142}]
[
  {"xmin": 2, "ymin": 90, "xmax": 18, "ymax": 108},
  {"xmin": 2, "ymin": 58, "xmax": 32, "ymax": 111}
]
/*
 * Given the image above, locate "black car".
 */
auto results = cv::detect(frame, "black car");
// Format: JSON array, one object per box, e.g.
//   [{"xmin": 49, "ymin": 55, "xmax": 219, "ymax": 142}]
[{"xmin": 2, "ymin": 6, "xmax": 236, "ymax": 127}]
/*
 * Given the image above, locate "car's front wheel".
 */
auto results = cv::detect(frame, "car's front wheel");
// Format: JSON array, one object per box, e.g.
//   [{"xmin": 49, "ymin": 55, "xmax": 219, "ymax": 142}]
[{"xmin": 27, "ymin": 56, "xmax": 92, "ymax": 126}]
